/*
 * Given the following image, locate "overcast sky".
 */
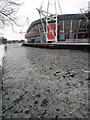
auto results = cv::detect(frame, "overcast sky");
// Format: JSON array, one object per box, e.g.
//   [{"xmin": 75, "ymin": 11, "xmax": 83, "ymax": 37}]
[{"xmin": 2, "ymin": 0, "xmax": 90, "ymax": 40}]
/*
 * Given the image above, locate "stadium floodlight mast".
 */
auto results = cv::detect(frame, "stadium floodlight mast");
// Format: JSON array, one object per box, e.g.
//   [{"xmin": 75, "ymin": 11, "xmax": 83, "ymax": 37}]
[
  {"xmin": 80, "ymin": 1, "xmax": 90, "ymax": 28},
  {"xmin": 79, "ymin": 1, "xmax": 90, "ymax": 39},
  {"xmin": 37, "ymin": 0, "xmax": 62, "ymax": 43}
]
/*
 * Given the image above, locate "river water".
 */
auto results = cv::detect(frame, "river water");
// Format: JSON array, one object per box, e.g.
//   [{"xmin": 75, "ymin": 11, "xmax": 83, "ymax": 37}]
[{"xmin": 2, "ymin": 43, "xmax": 89, "ymax": 118}]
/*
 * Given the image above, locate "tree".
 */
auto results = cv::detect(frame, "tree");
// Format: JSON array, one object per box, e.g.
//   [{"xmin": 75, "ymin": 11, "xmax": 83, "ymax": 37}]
[{"xmin": 0, "ymin": 0, "xmax": 22, "ymax": 28}]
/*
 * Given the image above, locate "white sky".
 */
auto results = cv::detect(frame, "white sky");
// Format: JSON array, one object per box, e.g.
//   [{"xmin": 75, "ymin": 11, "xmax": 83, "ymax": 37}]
[{"xmin": 1, "ymin": 0, "xmax": 89, "ymax": 40}]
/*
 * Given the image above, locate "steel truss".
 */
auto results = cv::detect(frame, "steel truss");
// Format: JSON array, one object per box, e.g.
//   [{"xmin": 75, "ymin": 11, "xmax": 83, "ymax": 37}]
[{"xmin": 37, "ymin": 0, "xmax": 62, "ymax": 42}]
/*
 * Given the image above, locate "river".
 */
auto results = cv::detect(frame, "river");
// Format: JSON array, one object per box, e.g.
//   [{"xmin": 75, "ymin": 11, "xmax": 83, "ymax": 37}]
[{"xmin": 2, "ymin": 43, "xmax": 89, "ymax": 119}]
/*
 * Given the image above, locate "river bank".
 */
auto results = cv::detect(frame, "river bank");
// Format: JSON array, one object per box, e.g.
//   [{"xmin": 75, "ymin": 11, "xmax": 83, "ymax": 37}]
[
  {"xmin": 23, "ymin": 42, "xmax": 90, "ymax": 52},
  {"xmin": 0, "ymin": 44, "xmax": 5, "ymax": 80},
  {"xmin": 0, "ymin": 45, "xmax": 5, "ymax": 65},
  {"xmin": 0, "ymin": 44, "xmax": 5, "ymax": 120}
]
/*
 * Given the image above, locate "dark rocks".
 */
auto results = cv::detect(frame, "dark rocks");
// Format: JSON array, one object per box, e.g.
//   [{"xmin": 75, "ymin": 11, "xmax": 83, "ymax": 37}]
[
  {"xmin": 69, "ymin": 73, "xmax": 75, "ymax": 78},
  {"xmin": 41, "ymin": 110, "xmax": 47, "ymax": 116},
  {"xmin": 56, "ymin": 70, "xmax": 60, "ymax": 74},
  {"xmin": 86, "ymin": 76, "xmax": 90, "ymax": 81},
  {"xmin": 55, "ymin": 115, "xmax": 59, "ymax": 119},
  {"xmin": 64, "ymin": 70, "xmax": 76, "ymax": 78},
  {"xmin": 46, "ymin": 89, "xmax": 50, "ymax": 93},
  {"xmin": 41, "ymin": 98, "xmax": 48, "ymax": 107},
  {"xmin": 54, "ymin": 70, "xmax": 60, "ymax": 76},
  {"xmin": 35, "ymin": 93, "xmax": 41, "ymax": 98},
  {"xmin": 34, "ymin": 100, "xmax": 38, "ymax": 104},
  {"xmin": 56, "ymin": 108, "xmax": 59, "ymax": 111},
  {"xmin": 3, "ymin": 106, "xmax": 13, "ymax": 114},
  {"xmin": 49, "ymin": 66, "xmax": 53, "ymax": 69},
  {"xmin": 13, "ymin": 95, "xmax": 23, "ymax": 104},
  {"xmin": 25, "ymin": 110, "xmax": 30, "ymax": 114},
  {"xmin": 63, "ymin": 75, "xmax": 66, "ymax": 78},
  {"xmin": 14, "ymin": 110, "xmax": 19, "ymax": 113}
]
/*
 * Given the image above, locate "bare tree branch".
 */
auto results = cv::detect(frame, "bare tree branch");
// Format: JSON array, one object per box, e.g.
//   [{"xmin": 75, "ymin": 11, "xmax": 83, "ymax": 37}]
[{"xmin": 0, "ymin": 0, "xmax": 23, "ymax": 28}]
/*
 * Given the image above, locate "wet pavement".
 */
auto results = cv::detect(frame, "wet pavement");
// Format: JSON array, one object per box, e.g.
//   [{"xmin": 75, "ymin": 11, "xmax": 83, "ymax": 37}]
[{"xmin": 2, "ymin": 44, "xmax": 89, "ymax": 119}]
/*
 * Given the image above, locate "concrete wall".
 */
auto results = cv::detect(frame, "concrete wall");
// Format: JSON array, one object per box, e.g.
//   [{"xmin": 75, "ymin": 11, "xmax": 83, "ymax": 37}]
[{"xmin": 66, "ymin": 38, "xmax": 90, "ymax": 43}]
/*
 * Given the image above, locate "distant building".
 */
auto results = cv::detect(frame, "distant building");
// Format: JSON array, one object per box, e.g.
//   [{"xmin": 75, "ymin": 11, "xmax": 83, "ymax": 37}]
[{"xmin": 0, "ymin": 37, "xmax": 7, "ymax": 45}]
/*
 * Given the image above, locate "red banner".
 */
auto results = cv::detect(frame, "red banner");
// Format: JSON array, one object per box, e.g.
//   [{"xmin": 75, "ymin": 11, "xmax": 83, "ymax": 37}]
[{"xmin": 47, "ymin": 23, "xmax": 56, "ymax": 41}]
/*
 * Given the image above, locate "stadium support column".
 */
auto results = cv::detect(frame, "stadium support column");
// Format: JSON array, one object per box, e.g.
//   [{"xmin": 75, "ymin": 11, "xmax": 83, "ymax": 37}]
[
  {"xmin": 46, "ymin": 0, "xmax": 49, "ymax": 43},
  {"xmin": 37, "ymin": 0, "xmax": 62, "ymax": 43},
  {"xmin": 69, "ymin": 20, "xmax": 73, "ymax": 40},
  {"xmin": 53, "ymin": 15, "xmax": 57, "ymax": 43},
  {"xmin": 55, "ymin": 0, "xmax": 58, "ymax": 43}
]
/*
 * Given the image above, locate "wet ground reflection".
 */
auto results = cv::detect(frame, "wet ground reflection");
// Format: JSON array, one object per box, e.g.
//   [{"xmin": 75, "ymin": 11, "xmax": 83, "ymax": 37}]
[{"xmin": 2, "ymin": 44, "xmax": 89, "ymax": 118}]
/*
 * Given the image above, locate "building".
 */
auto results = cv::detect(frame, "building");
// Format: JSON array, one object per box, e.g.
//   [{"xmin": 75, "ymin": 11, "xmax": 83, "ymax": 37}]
[
  {"xmin": 0, "ymin": 37, "xmax": 7, "ymax": 45},
  {"xmin": 25, "ymin": 2, "xmax": 90, "ymax": 43}
]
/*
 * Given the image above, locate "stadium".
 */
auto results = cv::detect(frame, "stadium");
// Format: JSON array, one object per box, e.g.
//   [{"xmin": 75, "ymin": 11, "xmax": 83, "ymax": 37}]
[{"xmin": 25, "ymin": 1, "xmax": 90, "ymax": 44}]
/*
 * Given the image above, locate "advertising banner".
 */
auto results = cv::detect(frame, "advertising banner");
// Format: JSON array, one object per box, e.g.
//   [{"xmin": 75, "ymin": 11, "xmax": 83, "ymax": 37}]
[{"xmin": 47, "ymin": 23, "xmax": 56, "ymax": 41}]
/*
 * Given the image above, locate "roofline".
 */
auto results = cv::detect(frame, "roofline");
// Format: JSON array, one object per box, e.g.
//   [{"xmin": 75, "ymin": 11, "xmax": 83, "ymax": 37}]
[{"xmin": 27, "ymin": 13, "xmax": 88, "ymax": 33}]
